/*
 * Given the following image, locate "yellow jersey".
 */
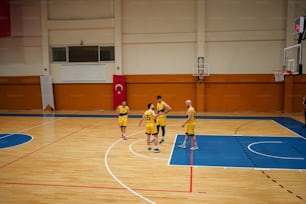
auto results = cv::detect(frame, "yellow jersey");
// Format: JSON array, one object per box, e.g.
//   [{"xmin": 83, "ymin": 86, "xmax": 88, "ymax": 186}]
[
  {"xmin": 186, "ymin": 106, "xmax": 195, "ymax": 124},
  {"xmin": 157, "ymin": 101, "xmax": 165, "ymax": 114},
  {"xmin": 144, "ymin": 109, "xmax": 155, "ymax": 123},
  {"xmin": 118, "ymin": 105, "xmax": 129, "ymax": 117}
]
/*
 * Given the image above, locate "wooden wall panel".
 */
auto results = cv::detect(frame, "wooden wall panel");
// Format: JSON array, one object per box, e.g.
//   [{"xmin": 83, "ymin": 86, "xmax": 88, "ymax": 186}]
[
  {"xmin": 126, "ymin": 74, "xmax": 197, "ymax": 111},
  {"xmin": 0, "ymin": 76, "xmax": 42, "ymax": 110},
  {"xmin": 0, "ymin": 75, "xmax": 305, "ymax": 112},
  {"xmin": 127, "ymin": 83, "xmax": 196, "ymax": 111},
  {"xmin": 53, "ymin": 84, "xmax": 113, "ymax": 110},
  {"xmin": 204, "ymin": 83, "xmax": 284, "ymax": 112},
  {"xmin": 292, "ymin": 75, "xmax": 306, "ymax": 112},
  {"xmin": 203, "ymin": 74, "xmax": 284, "ymax": 112},
  {"xmin": 0, "ymin": 84, "xmax": 42, "ymax": 110}
]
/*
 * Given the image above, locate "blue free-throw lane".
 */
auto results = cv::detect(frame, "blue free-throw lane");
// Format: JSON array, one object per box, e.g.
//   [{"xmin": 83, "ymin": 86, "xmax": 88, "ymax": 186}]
[
  {"xmin": 170, "ymin": 135, "xmax": 306, "ymax": 170},
  {"xmin": 0, "ymin": 134, "xmax": 33, "ymax": 149}
]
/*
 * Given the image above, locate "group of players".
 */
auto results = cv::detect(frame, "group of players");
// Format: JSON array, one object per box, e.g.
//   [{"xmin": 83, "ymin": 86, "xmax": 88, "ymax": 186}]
[
  {"xmin": 117, "ymin": 96, "xmax": 199, "ymax": 153},
  {"xmin": 117, "ymin": 95, "xmax": 306, "ymax": 153}
]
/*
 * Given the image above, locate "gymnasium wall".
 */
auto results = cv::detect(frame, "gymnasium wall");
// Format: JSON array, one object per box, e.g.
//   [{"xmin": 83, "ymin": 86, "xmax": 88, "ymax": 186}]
[{"xmin": 0, "ymin": 0, "xmax": 306, "ymax": 112}]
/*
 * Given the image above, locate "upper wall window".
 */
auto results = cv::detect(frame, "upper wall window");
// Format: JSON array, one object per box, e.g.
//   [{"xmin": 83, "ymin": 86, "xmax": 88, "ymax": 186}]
[
  {"xmin": 51, "ymin": 47, "xmax": 67, "ymax": 62},
  {"xmin": 50, "ymin": 46, "xmax": 115, "ymax": 63},
  {"xmin": 69, "ymin": 46, "xmax": 98, "ymax": 62},
  {"xmin": 100, "ymin": 46, "xmax": 115, "ymax": 61}
]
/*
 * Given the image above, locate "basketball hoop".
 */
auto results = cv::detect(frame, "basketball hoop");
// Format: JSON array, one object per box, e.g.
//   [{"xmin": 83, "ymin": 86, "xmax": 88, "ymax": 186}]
[
  {"xmin": 193, "ymin": 61, "xmax": 210, "ymax": 81},
  {"xmin": 273, "ymin": 70, "xmax": 293, "ymax": 82},
  {"xmin": 274, "ymin": 71, "xmax": 285, "ymax": 82},
  {"xmin": 198, "ymin": 73, "xmax": 204, "ymax": 81}
]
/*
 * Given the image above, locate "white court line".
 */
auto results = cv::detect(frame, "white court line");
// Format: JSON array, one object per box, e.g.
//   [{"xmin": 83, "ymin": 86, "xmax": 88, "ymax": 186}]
[
  {"xmin": 272, "ymin": 120, "xmax": 306, "ymax": 140},
  {"xmin": 168, "ymin": 134, "xmax": 179, "ymax": 166},
  {"xmin": 247, "ymin": 141, "xmax": 304, "ymax": 160},
  {"xmin": 104, "ymin": 123, "xmax": 183, "ymax": 203},
  {"xmin": 128, "ymin": 139, "xmax": 168, "ymax": 161},
  {"xmin": 104, "ymin": 130, "xmax": 157, "ymax": 204}
]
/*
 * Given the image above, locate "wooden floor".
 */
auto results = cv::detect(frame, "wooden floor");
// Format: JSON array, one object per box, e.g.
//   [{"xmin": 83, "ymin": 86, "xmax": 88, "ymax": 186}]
[{"xmin": 0, "ymin": 110, "xmax": 305, "ymax": 204}]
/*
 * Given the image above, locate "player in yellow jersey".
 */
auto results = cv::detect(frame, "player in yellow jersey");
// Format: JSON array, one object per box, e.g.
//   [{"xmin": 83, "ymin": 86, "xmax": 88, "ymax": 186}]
[
  {"xmin": 156, "ymin": 95, "xmax": 172, "ymax": 144},
  {"xmin": 138, "ymin": 103, "xmax": 160, "ymax": 153},
  {"xmin": 178, "ymin": 99, "xmax": 199, "ymax": 150},
  {"xmin": 117, "ymin": 100, "xmax": 129, "ymax": 140}
]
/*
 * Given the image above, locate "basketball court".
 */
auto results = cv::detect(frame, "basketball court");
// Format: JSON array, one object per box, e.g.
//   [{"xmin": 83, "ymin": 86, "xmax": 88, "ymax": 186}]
[
  {"xmin": 1, "ymin": 1, "xmax": 306, "ymax": 203},
  {"xmin": 0, "ymin": 111, "xmax": 305, "ymax": 204}
]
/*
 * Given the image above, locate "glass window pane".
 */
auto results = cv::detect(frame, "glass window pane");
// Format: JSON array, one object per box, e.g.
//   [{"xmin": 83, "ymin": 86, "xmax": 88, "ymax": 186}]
[
  {"xmin": 100, "ymin": 46, "xmax": 115, "ymax": 61},
  {"xmin": 51, "ymin": 47, "xmax": 67, "ymax": 62},
  {"xmin": 69, "ymin": 46, "xmax": 98, "ymax": 62}
]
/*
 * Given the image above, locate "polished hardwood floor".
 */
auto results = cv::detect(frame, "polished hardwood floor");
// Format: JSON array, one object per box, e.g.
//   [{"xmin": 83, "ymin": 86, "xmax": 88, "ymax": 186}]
[{"xmin": 0, "ymin": 110, "xmax": 305, "ymax": 204}]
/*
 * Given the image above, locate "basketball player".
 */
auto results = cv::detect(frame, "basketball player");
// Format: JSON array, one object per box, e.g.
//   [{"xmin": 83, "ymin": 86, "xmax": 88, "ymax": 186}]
[
  {"xmin": 117, "ymin": 100, "xmax": 129, "ymax": 140},
  {"xmin": 156, "ymin": 95, "xmax": 172, "ymax": 144},
  {"xmin": 178, "ymin": 99, "xmax": 199, "ymax": 150},
  {"xmin": 303, "ymin": 96, "xmax": 306, "ymax": 127},
  {"xmin": 138, "ymin": 103, "xmax": 160, "ymax": 153}
]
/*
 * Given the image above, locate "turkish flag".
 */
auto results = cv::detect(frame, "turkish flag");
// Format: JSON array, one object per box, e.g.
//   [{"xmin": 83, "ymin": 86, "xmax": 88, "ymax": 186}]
[
  {"xmin": 0, "ymin": 0, "xmax": 11, "ymax": 37},
  {"xmin": 113, "ymin": 75, "xmax": 126, "ymax": 109}
]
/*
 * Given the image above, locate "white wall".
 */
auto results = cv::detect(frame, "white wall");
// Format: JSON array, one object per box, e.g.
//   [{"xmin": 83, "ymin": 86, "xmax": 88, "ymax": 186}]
[
  {"xmin": 205, "ymin": 0, "xmax": 287, "ymax": 73},
  {"xmin": 0, "ymin": 0, "xmax": 305, "ymax": 78},
  {"xmin": 0, "ymin": 0, "xmax": 43, "ymax": 76},
  {"xmin": 122, "ymin": 0, "xmax": 197, "ymax": 74},
  {"xmin": 48, "ymin": 0, "xmax": 114, "ymax": 20}
]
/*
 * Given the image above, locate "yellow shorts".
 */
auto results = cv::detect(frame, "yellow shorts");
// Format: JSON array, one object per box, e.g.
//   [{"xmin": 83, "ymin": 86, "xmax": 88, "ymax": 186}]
[
  {"xmin": 118, "ymin": 116, "xmax": 127, "ymax": 127},
  {"xmin": 145, "ymin": 123, "xmax": 158, "ymax": 135},
  {"xmin": 157, "ymin": 115, "xmax": 166, "ymax": 126},
  {"xmin": 185, "ymin": 122, "xmax": 195, "ymax": 136}
]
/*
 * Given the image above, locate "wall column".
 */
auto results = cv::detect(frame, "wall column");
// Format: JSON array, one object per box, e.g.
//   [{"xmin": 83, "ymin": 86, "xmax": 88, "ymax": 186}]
[
  {"xmin": 114, "ymin": 0, "xmax": 123, "ymax": 75},
  {"xmin": 285, "ymin": 0, "xmax": 296, "ymax": 47},
  {"xmin": 284, "ymin": 75, "xmax": 294, "ymax": 113},
  {"xmin": 196, "ymin": 0, "xmax": 206, "ymax": 112},
  {"xmin": 196, "ymin": 81, "xmax": 205, "ymax": 112},
  {"xmin": 283, "ymin": 0, "xmax": 297, "ymax": 113},
  {"xmin": 196, "ymin": 0, "xmax": 205, "ymax": 58},
  {"xmin": 41, "ymin": 0, "xmax": 49, "ymax": 75}
]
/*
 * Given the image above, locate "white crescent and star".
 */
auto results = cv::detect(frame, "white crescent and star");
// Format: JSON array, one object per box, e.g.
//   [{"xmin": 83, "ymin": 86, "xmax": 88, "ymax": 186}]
[{"xmin": 114, "ymin": 84, "xmax": 124, "ymax": 95}]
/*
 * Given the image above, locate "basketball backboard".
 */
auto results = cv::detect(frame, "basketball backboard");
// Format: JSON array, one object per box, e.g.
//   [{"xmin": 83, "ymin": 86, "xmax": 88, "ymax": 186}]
[{"xmin": 283, "ymin": 43, "xmax": 302, "ymax": 74}]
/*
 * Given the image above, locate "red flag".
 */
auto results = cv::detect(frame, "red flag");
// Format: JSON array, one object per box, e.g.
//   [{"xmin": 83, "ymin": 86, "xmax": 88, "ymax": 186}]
[
  {"xmin": 0, "ymin": 0, "xmax": 11, "ymax": 37},
  {"xmin": 113, "ymin": 75, "xmax": 126, "ymax": 109}
]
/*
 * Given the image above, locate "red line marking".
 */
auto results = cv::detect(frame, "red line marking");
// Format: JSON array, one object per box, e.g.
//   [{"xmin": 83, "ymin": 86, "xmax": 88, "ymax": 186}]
[
  {"xmin": 0, "ymin": 181, "xmax": 195, "ymax": 194},
  {"xmin": 189, "ymin": 140, "xmax": 194, "ymax": 193}
]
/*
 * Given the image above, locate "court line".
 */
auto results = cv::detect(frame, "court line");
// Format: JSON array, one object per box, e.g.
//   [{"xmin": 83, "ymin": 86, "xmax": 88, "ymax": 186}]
[
  {"xmin": 167, "ymin": 134, "xmax": 178, "ymax": 166},
  {"xmin": 247, "ymin": 141, "xmax": 304, "ymax": 160},
  {"xmin": 233, "ymin": 120, "xmax": 255, "ymax": 135},
  {"xmin": 271, "ymin": 120, "xmax": 303, "ymax": 138},
  {"xmin": 0, "ymin": 117, "xmax": 66, "ymax": 140},
  {"xmin": 189, "ymin": 142, "xmax": 193, "ymax": 193},
  {"xmin": 128, "ymin": 139, "xmax": 168, "ymax": 160},
  {"xmin": 0, "ymin": 181, "xmax": 190, "ymax": 193},
  {"xmin": 104, "ymin": 130, "xmax": 157, "ymax": 204},
  {"xmin": 0, "ymin": 122, "xmax": 94, "ymax": 169}
]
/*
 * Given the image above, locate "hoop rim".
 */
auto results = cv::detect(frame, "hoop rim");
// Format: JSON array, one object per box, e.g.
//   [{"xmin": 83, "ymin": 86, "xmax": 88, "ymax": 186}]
[
  {"xmin": 273, "ymin": 69, "xmax": 299, "ymax": 75},
  {"xmin": 198, "ymin": 73, "xmax": 204, "ymax": 80}
]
